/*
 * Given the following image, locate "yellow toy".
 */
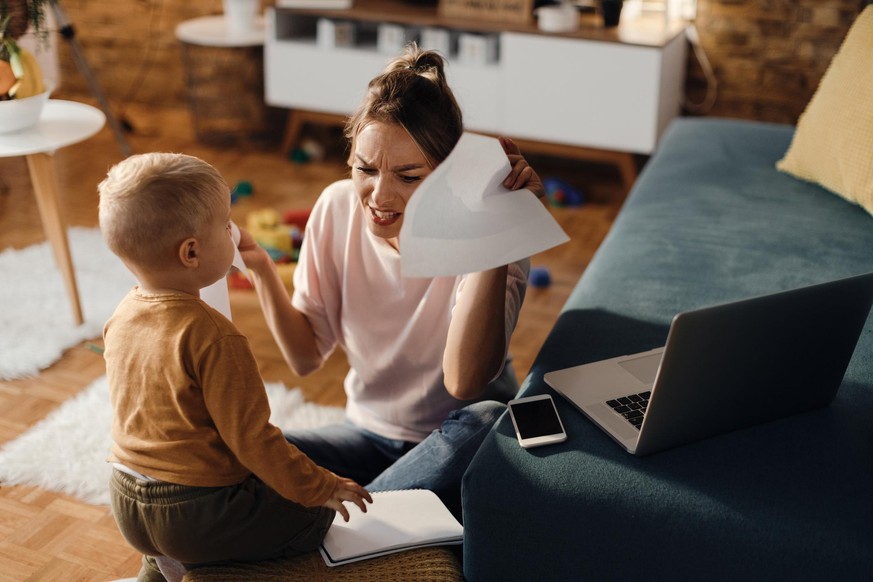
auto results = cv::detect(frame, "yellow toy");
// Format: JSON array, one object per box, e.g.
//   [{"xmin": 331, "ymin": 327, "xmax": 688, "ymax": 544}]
[
  {"xmin": 236, "ymin": 208, "xmax": 302, "ymax": 292},
  {"xmin": 246, "ymin": 208, "xmax": 293, "ymax": 258}
]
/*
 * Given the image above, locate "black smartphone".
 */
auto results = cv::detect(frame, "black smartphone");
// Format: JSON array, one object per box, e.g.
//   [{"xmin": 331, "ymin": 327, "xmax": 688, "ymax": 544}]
[{"xmin": 508, "ymin": 394, "xmax": 567, "ymax": 448}]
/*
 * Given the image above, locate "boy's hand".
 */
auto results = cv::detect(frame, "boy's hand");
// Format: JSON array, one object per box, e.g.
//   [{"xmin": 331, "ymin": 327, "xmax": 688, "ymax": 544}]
[{"xmin": 323, "ymin": 477, "xmax": 373, "ymax": 522}]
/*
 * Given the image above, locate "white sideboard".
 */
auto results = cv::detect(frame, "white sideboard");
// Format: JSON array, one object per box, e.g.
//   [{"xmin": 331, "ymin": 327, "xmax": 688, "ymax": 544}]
[
  {"xmin": 500, "ymin": 31, "xmax": 687, "ymax": 153},
  {"xmin": 264, "ymin": 0, "xmax": 688, "ymax": 186}
]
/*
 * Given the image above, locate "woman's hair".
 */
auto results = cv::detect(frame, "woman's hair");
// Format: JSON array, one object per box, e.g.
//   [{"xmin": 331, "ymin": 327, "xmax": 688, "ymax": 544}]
[
  {"xmin": 345, "ymin": 43, "xmax": 463, "ymax": 168},
  {"xmin": 97, "ymin": 153, "xmax": 228, "ymax": 268}
]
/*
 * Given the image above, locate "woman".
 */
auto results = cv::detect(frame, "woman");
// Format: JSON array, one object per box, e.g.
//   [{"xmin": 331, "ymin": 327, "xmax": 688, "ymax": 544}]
[{"xmin": 239, "ymin": 44, "xmax": 545, "ymax": 519}]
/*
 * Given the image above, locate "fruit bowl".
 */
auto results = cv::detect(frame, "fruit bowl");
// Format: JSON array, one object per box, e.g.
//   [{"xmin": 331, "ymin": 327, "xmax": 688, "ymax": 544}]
[{"xmin": 0, "ymin": 82, "xmax": 53, "ymax": 134}]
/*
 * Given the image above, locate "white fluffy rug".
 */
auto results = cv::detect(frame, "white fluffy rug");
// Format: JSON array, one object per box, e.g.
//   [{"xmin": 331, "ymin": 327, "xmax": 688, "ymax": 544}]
[
  {"xmin": 0, "ymin": 227, "xmax": 136, "ymax": 380},
  {"xmin": 0, "ymin": 375, "xmax": 345, "ymax": 505}
]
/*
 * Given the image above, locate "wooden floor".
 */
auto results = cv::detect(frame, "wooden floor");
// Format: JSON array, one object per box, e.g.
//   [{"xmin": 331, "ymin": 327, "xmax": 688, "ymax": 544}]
[{"xmin": 0, "ymin": 96, "xmax": 629, "ymax": 580}]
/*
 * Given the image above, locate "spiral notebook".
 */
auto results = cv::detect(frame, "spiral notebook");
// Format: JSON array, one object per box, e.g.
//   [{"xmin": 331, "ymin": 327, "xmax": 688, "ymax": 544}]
[{"xmin": 319, "ymin": 489, "xmax": 463, "ymax": 567}]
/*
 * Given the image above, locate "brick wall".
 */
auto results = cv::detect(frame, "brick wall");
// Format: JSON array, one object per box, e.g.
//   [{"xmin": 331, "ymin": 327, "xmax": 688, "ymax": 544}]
[
  {"xmin": 688, "ymin": 0, "xmax": 864, "ymax": 123},
  {"xmin": 49, "ymin": 0, "xmax": 864, "ymax": 124},
  {"xmin": 51, "ymin": 0, "xmax": 232, "ymax": 108}
]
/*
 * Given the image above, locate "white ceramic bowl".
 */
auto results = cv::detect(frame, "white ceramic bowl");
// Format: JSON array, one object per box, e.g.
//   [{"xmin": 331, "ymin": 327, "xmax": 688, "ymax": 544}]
[
  {"xmin": 536, "ymin": 3, "xmax": 580, "ymax": 33},
  {"xmin": 0, "ymin": 82, "xmax": 54, "ymax": 134}
]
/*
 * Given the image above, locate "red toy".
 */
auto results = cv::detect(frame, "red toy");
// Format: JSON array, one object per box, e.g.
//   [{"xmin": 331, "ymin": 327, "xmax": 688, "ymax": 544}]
[{"xmin": 283, "ymin": 208, "xmax": 311, "ymax": 230}]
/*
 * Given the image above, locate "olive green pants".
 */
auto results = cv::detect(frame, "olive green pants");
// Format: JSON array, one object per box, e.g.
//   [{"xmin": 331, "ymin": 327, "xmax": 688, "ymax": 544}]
[{"xmin": 109, "ymin": 469, "xmax": 335, "ymax": 581}]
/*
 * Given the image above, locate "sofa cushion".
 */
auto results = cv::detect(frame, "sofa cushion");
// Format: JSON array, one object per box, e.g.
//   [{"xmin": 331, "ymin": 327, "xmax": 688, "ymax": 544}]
[
  {"xmin": 776, "ymin": 6, "xmax": 873, "ymax": 216},
  {"xmin": 462, "ymin": 117, "xmax": 873, "ymax": 582}
]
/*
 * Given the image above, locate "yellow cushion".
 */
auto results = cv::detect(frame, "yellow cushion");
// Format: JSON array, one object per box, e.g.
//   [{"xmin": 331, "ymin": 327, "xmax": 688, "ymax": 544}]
[{"xmin": 776, "ymin": 6, "xmax": 873, "ymax": 216}]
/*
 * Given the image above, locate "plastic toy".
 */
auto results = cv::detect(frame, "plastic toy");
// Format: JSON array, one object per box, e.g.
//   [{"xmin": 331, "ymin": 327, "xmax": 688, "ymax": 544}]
[
  {"xmin": 283, "ymin": 208, "xmax": 311, "ymax": 231},
  {"xmin": 231, "ymin": 180, "xmax": 253, "ymax": 204},
  {"xmin": 543, "ymin": 176, "xmax": 585, "ymax": 207},
  {"xmin": 247, "ymin": 208, "xmax": 293, "ymax": 259},
  {"xmin": 529, "ymin": 266, "xmax": 552, "ymax": 288},
  {"xmin": 290, "ymin": 139, "xmax": 326, "ymax": 164},
  {"xmin": 228, "ymin": 271, "xmax": 252, "ymax": 290},
  {"xmin": 229, "ymin": 207, "xmax": 311, "ymax": 292}
]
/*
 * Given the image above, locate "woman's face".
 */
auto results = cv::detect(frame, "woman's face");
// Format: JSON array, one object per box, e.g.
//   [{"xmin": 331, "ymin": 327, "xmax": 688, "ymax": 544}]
[{"xmin": 351, "ymin": 121, "xmax": 433, "ymax": 250}]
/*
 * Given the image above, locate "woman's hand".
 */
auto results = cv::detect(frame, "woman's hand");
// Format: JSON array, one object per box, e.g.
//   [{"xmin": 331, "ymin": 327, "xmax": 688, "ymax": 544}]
[
  {"xmin": 499, "ymin": 136, "xmax": 546, "ymax": 201},
  {"xmin": 236, "ymin": 225, "xmax": 324, "ymax": 375},
  {"xmin": 237, "ymin": 227, "xmax": 272, "ymax": 274},
  {"xmin": 323, "ymin": 477, "xmax": 373, "ymax": 522}
]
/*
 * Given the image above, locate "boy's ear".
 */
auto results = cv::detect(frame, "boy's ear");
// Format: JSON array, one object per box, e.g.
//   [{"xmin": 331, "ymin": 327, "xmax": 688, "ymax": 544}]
[{"xmin": 179, "ymin": 237, "xmax": 200, "ymax": 268}]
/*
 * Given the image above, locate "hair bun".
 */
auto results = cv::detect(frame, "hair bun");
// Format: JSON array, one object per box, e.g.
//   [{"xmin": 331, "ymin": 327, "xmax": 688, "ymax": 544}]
[
  {"xmin": 387, "ymin": 43, "xmax": 447, "ymax": 82},
  {"xmin": 347, "ymin": 41, "xmax": 463, "ymax": 166},
  {"xmin": 405, "ymin": 63, "xmax": 436, "ymax": 74}
]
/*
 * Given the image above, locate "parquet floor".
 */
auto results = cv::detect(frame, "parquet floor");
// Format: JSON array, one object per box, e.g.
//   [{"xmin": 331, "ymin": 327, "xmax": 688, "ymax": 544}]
[{"xmin": 0, "ymin": 95, "xmax": 628, "ymax": 580}]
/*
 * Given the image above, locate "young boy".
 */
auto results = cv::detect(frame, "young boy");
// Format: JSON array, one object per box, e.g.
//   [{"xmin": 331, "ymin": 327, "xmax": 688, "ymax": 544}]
[{"xmin": 98, "ymin": 153, "xmax": 371, "ymax": 581}]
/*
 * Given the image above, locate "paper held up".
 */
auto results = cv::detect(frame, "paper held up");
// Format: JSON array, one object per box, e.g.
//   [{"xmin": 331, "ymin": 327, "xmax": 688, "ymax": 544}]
[
  {"xmin": 200, "ymin": 221, "xmax": 248, "ymax": 320},
  {"xmin": 399, "ymin": 133, "xmax": 569, "ymax": 278}
]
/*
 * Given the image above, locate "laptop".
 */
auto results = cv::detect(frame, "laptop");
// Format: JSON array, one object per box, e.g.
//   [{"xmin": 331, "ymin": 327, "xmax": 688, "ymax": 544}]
[{"xmin": 544, "ymin": 272, "xmax": 873, "ymax": 456}]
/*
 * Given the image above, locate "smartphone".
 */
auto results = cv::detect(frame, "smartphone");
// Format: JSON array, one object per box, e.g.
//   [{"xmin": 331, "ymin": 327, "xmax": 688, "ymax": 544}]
[{"xmin": 508, "ymin": 394, "xmax": 567, "ymax": 448}]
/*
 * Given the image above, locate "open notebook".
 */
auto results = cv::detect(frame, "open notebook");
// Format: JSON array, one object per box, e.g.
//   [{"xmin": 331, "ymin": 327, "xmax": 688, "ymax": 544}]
[{"xmin": 319, "ymin": 489, "xmax": 463, "ymax": 567}]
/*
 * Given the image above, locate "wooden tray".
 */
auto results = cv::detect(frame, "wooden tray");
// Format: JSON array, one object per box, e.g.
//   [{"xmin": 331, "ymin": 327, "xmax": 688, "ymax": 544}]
[{"xmin": 438, "ymin": 0, "xmax": 534, "ymax": 24}]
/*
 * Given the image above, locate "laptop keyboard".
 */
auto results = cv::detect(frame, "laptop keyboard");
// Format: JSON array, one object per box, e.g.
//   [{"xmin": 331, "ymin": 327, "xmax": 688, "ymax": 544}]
[{"xmin": 606, "ymin": 391, "xmax": 651, "ymax": 430}]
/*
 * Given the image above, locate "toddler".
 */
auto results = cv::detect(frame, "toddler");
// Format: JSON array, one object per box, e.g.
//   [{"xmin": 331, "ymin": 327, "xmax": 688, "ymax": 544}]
[{"xmin": 98, "ymin": 153, "xmax": 370, "ymax": 581}]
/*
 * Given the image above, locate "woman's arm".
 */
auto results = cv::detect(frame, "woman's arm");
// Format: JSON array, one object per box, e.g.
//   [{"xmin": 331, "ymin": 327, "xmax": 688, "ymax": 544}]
[
  {"xmin": 238, "ymin": 228, "xmax": 324, "ymax": 376},
  {"xmin": 443, "ymin": 265, "xmax": 509, "ymax": 400},
  {"xmin": 443, "ymin": 138, "xmax": 544, "ymax": 399}
]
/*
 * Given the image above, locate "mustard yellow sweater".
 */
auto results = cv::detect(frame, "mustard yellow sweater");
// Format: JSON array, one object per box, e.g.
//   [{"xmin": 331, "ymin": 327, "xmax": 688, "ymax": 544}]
[{"xmin": 104, "ymin": 288, "xmax": 337, "ymax": 507}]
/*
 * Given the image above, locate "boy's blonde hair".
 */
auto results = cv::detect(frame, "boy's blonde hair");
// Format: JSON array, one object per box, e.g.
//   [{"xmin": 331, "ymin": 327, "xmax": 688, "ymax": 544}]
[{"xmin": 98, "ymin": 153, "xmax": 228, "ymax": 268}]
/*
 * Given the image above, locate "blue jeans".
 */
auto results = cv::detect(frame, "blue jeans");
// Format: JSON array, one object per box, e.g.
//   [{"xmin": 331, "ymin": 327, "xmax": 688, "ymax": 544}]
[{"xmin": 285, "ymin": 364, "xmax": 518, "ymax": 521}]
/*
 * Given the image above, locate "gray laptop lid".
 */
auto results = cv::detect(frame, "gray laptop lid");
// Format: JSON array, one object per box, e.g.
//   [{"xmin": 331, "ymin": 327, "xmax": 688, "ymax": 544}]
[{"xmin": 634, "ymin": 271, "xmax": 873, "ymax": 456}]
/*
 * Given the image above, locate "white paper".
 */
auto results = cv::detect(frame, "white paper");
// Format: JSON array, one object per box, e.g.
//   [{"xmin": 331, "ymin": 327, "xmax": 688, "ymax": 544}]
[
  {"xmin": 399, "ymin": 133, "xmax": 569, "ymax": 278},
  {"xmin": 200, "ymin": 221, "xmax": 248, "ymax": 320}
]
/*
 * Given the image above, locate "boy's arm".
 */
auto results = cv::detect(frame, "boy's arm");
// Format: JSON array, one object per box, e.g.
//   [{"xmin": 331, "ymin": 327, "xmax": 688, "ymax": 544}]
[{"xmin": 202, "ymin": 335, "xmax": 340, "ymax": 507}]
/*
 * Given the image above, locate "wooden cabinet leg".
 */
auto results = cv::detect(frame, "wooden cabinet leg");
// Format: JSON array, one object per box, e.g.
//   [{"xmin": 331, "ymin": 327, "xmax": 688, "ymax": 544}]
[
  {"xmin": 25, "ymin": 152, "xmax": 84, "ymax": 326},
  {"xmin": 281, "ymin": 109, "xmax": 306, "ymax": 158},
  {"xmin": 614, "ymin": 152, "xmax": 638, "ymax": 194},
  {"xmin": 281, "ymin": 110, "xmax": 348, "ymax": 158}
]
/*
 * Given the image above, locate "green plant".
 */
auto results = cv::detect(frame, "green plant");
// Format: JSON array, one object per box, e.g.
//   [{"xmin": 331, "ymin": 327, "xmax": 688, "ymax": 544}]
[
  {"xmin": 0, "ymin": 0, "xmax": 48, "ymax": 40},
  {"xmin": 0, "ymin": 0, "xmax": 47, "ymax": 99}
]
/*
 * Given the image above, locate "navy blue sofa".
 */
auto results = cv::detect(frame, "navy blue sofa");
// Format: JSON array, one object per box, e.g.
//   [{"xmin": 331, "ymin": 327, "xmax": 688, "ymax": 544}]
[{"xmin": 462, "ymin": 118, "xmax": 873, "ymax": 581}]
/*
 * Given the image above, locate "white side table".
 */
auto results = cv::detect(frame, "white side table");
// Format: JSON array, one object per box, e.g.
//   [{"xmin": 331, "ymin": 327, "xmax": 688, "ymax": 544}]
[
  {"xmin": 0, "ymin": 100, "xmax": 106, "ymax": 326},
  {"xmin": 175, "ymin": 15, "xmax": 280, "ymax": 145},
  {"xmin": 175, "ymin": 14, "xmax": 266, "ymax": 48}
]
